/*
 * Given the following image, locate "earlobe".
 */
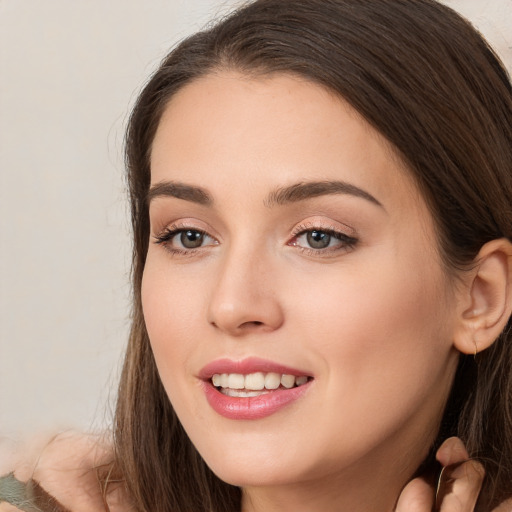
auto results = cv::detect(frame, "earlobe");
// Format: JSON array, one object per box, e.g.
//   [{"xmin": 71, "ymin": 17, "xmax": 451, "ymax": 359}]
[{"xmin": 453, "ymin": 238, "xmax": 512, "ymax": 355}]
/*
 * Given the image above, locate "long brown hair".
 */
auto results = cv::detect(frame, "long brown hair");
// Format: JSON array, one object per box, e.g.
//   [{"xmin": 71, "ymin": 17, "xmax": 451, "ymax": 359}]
[{"xmin": 114, "ymin": 1, "xmax": 512, "ymax": 510}]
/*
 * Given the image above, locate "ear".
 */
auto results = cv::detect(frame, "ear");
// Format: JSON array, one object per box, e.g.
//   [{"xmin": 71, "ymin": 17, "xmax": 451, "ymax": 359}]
[{"xmin": 453, "ymin": 238, "xmax": 512, "ymax": 355}]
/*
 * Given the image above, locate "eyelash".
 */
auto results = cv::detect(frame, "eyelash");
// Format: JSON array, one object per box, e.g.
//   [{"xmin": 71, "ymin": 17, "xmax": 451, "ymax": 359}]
[
  {"xmin": 288, "ymin": 224, "xmax": 358, "ymax": 256},
  {"xmin": 153, "ymin": 224, "xmax": 358, "ymax": 257},
  {"xmin": 153, "ymin": 225, "xmax": 217, "ymax": 256}
]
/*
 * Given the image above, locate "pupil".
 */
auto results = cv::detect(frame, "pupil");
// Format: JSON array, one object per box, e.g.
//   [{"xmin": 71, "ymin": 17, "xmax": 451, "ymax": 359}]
[
  {"xmin": 180, "ymin": 230, "xmax": 204, "ymax": 248},
  {"xmin": 307, "ymin": 230, "xmax": 331, "ymax": 249}
]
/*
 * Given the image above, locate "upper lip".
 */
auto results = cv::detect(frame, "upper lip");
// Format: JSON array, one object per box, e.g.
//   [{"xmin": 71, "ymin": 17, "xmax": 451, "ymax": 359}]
[{"xmin": 198, "ymin": 357, "xmax": 312, "ymax": 380}]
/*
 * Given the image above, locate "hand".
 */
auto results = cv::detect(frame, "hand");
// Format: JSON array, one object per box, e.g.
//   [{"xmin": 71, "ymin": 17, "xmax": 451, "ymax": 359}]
[{"xmin": 395, "ymin": 437, "xmax": 485, "ymax": 511}]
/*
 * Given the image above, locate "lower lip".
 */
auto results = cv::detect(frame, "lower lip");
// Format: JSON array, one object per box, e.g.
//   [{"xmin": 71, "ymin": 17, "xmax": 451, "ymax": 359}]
[{"xmin": 203, "ymin": 381, "xmax": 312, "ymax": 420}]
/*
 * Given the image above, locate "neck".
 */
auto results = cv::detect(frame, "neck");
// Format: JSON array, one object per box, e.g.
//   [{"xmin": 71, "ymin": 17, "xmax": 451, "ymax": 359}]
[{"xmin": 241, "ymin": 429, "xmax": 433, "ymax": 512}]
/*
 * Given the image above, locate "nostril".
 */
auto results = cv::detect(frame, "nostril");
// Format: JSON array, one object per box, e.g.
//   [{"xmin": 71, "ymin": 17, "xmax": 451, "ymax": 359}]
[
  {"xmin": 238, "ymin": 320, "xmax": 265, "ymax": 330},
  {"xmin": 210, "ymin": 320, "xmax": 264, "ymax": 329}
]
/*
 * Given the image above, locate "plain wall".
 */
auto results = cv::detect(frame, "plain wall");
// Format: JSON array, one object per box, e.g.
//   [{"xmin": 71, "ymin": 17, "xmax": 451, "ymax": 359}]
[{"xmin": 0, "ymin": 0, "xmax": 511, "ymax": 439}]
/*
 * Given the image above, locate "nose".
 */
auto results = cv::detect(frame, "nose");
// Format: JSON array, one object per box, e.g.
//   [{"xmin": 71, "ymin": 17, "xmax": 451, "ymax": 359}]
[{"xmin": 207, "ymin": 249, "xmax": 284, "ymax": 336}]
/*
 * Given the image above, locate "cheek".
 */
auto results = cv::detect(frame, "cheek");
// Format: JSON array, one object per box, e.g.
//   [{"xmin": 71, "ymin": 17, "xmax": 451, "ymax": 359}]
[
  {"xmin": 141, "ymin": 260, "xmax": 204, "ymax": 386},
  {"xmin": 286, "ymin": 248, "xmax": 456, "ymax": 417},
  {"xmin": 141, "ymin": 261, "xmax": 213, "ymax": 431},
  {"xmin": 292, "ymin": 255, "xmax": 449, "ymax": 341}
]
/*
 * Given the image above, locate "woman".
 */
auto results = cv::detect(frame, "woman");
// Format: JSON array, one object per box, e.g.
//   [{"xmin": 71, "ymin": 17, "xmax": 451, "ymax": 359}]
[{"xmin": 1, "ymin": 0, "xmax": 511, "ymax": 511}]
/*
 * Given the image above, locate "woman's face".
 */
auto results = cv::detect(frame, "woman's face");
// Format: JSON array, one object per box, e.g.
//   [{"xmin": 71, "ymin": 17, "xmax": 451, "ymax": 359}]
[{"xmin": 143, "ymin": 72, "xmax": 461, "ymax": 493}]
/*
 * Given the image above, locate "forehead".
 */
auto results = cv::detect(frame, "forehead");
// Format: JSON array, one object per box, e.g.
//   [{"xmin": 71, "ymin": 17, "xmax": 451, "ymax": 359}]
[{"xmin": 150, "ymin": 71, "xmax": 426, "ymax": 219}]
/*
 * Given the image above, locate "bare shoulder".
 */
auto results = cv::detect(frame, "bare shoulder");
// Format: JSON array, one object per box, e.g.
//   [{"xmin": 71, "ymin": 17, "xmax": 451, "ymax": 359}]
[{"xmin": 0, "ymin": 431, "xmax": 133, "ymax": 512}]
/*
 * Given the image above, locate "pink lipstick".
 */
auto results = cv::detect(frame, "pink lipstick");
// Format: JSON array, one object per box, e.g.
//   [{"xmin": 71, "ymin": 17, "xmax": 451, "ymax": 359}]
[{"xmin": 199, "ymin": 357, "xmax": 313, "ymax": 420}]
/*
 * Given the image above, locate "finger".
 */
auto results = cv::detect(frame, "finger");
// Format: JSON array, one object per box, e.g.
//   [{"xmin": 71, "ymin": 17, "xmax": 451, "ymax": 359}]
[
  {"xmin": 395, "ymin": 477, "xmax": 434, "ymax": 512},
  {"xmin": 436, "ymin": 437, "xmax": 470, "ymax": 468},
  {"xmin": 436, "ymin": 460, "xmax": 485, "ymax": 511},
  {"xmin": 0, "ymin": 505, "xmax": 25, "ymax": 512},
  {"xmin": 435, "ymin": 438, "xmax": 485, "ymax": 511}
]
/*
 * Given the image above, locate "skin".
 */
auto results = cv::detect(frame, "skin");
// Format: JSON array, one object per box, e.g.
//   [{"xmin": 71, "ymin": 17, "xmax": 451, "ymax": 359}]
[
  {"xmin": 0, "ymin": 435, "xmax": 485, "ymax": 511},
  {"xmin": 142, "ymin": 72, "xmax": 473, "ymax": 512},
  {"xmin": 0, "ymin": 432, "xmax": 130, "ymax": 512}
]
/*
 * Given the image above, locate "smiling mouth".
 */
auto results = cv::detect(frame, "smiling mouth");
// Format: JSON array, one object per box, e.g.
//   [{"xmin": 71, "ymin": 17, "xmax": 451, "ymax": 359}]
[{"xmin": 211, "ymin": 372, "xmax": 312, "ymax": 397}]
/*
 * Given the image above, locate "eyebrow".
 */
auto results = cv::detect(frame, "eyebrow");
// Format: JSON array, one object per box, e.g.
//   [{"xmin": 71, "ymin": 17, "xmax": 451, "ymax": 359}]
[
  {"xmin": 264, "ymin": 180, "xmax": 383, "ymax": 208},
  {"xmin": 146, "ymin": 179, "xmax": 383, "ymax": 209},
  {"xmin": 147, "ymin": 181, "xmax": 212, "ymax": 206}
]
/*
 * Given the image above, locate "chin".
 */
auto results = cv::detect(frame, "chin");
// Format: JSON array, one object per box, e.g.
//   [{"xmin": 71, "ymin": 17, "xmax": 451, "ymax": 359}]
[
  {"xmin": 207, "ymin": 459, "xmax": 307, "ymax": 488},
  {"xmin": 188, "ymin": 432, "xmax": 308, "ymax": 487},
  {"xmin": 193, "ymin": 432, "xmax": 343, "ymax": 490}
]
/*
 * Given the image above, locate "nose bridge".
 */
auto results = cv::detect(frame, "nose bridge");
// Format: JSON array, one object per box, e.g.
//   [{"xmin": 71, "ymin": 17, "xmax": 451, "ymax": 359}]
[{"xmin": 207, "ymin": 238, "xmax": 283, "ymax": 334}]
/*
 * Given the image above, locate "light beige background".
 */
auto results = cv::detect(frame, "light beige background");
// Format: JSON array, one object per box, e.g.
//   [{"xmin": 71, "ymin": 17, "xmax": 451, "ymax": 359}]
[{"xmin": 0, "ymin": 0, "xmax": 511, "ymax": 438}]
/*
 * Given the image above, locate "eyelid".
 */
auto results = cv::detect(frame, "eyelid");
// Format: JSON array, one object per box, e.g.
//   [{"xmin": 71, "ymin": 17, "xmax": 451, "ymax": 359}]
[
  {"xmin": 152, "ymin": 215, "xmax": 207, "ymax": 231},
  {"xmin": 288, "ymin": 218, "xmax": 359, "ymax": 256},
  {"xmin": 153, "ymin": 226, "xmax": 213, "ymax": 244},
  {"xmin": 152, "ymin": 217, "xmax": 221, "ymax": 239},
  {"xmin": 152, "ymin": 220, "xmax": 219, "ymax": 255},
  {"xmin": 290, "ymin": 218, "xmax": 357, "ymax": 238}
]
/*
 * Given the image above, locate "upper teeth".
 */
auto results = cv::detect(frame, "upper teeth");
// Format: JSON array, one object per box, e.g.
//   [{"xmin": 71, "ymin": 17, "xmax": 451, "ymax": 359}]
[{"xmin": 211, "ymin": 372, "xmax": 309, "ymax": 390}]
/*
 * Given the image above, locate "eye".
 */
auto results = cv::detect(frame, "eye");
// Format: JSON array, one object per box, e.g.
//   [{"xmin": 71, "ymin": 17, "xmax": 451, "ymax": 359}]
[
  {"xmin": 305, "ymin": 230, "xmax": 334, "ymax": 249},
  {"xmin": 289, "ymin": 227, "xmax": 358, "ymax": 254},
  {"xmin": 179, "ymin": 229, "xmax": 206, "ymax": 249},
  {"xmin": 153, "ymin": 226, "xmax": 218, "ymax": 253}
]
